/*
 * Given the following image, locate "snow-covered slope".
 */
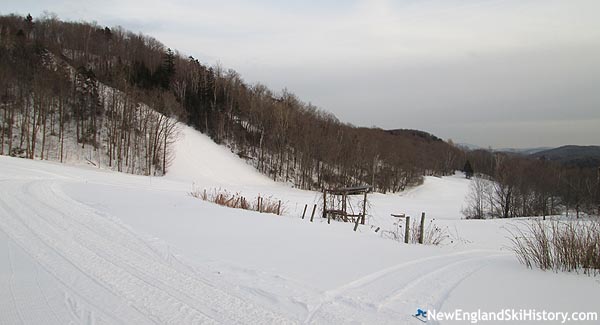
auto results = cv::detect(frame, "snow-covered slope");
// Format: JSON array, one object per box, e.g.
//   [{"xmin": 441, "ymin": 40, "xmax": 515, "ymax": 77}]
[
  {"xmin": 166, "ymin": 125, "xmax": 273, "ymax": 186},
  {"xmin": 1, "ymin": 126, "xmax": 599, "ymax": 324}
]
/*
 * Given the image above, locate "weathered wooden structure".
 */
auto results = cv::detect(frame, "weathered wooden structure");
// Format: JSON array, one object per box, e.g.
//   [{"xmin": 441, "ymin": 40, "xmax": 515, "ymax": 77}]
[{"xmin": 322, "ymin": 186, "xmax": 371, "ymax": 224}]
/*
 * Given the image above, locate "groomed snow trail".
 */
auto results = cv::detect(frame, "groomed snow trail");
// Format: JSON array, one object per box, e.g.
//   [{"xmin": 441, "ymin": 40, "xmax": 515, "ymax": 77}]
[
  {"xmin": 0, "ymin": 162, "xmax": 294, "ymax": 324},
  {"xmin": 3, "ymin": 131, "xmax": 599, "ymax": 325},
  {"xmin": 304, "ymin": 250, "xmax": 509, "ymax": 324}
]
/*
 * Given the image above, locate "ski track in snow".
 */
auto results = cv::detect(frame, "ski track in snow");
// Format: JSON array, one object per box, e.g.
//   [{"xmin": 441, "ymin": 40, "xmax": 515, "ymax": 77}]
[
  {"xmin": 0, "ymin": 165, "xmax": 295, "ymax": 324},
  {"xmin": 0, "ymin": 157, "xmax": 510, "ymax": 325},
  {"xmin": 3, "ymin": 130, "xmax": 597, "ymax": 325},
  {"xmin": 0, "ymin": 158, "xmax": 519, "ymax": 324},
  {"xmin": 304, "ymin": 250, "xmax": 509, "ymax": 324}
]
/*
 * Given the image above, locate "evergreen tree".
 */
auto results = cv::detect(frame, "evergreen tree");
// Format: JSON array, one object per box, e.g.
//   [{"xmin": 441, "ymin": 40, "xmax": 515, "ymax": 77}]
[
  {"xmin": 463, "ymin": 160, "xmax": 474, "ymax": 179},
  {"xmin": 157, "ymin": 48, "xmax": 175, "ymax": 89},
  {"xmin": 103, "ymin": 26, "xmax": 112, "ymax": 40}
]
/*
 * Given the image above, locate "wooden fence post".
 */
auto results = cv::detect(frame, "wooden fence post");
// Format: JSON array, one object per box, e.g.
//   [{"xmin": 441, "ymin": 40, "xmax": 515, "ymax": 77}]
[
  {"xmin": 257, "ymin": 196, "xmax": 261, "ymax": 212},
  {"xmin": 322, "ymin": 190, "xmax": 327, "ymax": 218},
  {"xmin": 342, "ymin": 193, "xmax": 347, "ymax": 222},
  {"xmin": 302, "ymin": 204, "xmax": 307, "ymax": 219},
  {"xmin": 310, "ymin": 204, "xmax": 317, "ymax": 222},
  {"xmin": 405, "ymin": 216, "xmax": 410, "ymax": 244},
  {"xmin": 362, "ymin": 191, "xmax": 367, "ymax": 224},
  {"xmin": 419, "ymin": 212, "xmax": 425, "ymax": 244},
  {"xmin": 277, "ymin": 200, "xmax": 281, "ymax": 215},
  {"xmin": 353, "ymin": 214, "xmax": 360, "ymax": 231}
]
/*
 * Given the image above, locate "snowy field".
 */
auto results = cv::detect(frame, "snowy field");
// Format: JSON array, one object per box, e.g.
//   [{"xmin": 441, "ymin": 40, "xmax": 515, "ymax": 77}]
[{"xmin": 1, "ymin": 126, "xmax": 599, "ymax": 324}]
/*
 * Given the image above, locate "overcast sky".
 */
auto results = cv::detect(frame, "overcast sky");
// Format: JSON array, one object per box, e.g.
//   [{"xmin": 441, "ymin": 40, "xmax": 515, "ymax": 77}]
[{"xmin": 3, "ymin": 0, "xmax": 600, "ymax": 148}]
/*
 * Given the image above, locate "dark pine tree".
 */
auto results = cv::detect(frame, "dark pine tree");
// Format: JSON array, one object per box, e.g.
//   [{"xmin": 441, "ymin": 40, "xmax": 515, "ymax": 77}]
[
  {"xmin": 463, "ymin": 160, "xmax": 474, "ymax": 179},
  {"xmin": 157, "ymin": 48, "xmax": 175, "ymax": 89}
]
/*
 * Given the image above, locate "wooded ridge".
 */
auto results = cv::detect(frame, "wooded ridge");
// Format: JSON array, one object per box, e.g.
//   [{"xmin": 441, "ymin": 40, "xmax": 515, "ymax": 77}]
[{"xmin": 0, "ymin": 13, "xmax": 463, "ymax": 191}]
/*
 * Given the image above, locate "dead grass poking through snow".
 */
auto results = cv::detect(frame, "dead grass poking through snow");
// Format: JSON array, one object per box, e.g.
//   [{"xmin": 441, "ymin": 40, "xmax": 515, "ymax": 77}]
[
  {"xmin": 190, "ymin": 185, "xmax": 285, "ymax": 215},
  {"xmin": 382, "ymin": 218, "xmax": 450, "ymax": 246},
  {"xmin": 509, "ymin": 218, "xmax": 600, "ymax": 275}
]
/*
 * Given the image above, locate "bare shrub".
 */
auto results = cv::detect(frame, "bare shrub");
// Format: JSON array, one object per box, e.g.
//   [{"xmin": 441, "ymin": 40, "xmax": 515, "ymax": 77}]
[
  {"xmin": 462, "ymin": 176, "xmax": 494, "ymax": 219},
  {"xmin": 190, "ymin": 185, "xmax": 284, "ymax": 215},
  {"xmin": 423, "ymin": 220, "xmax": 451, "ymax": 245},
  {"xmin": 383, "ymin": 218, "xmax": 449, "ymax": 246},
  {"xmin": 509, "ymin": 218, "xmax": 600, "ymax": 275},
  {"xmin": 255, "ymin": 195, "xmax": 285, "ymax": 215},
  {"xmin": 409, "ymin": 219, "xmax": 450, "ymax": 245}
]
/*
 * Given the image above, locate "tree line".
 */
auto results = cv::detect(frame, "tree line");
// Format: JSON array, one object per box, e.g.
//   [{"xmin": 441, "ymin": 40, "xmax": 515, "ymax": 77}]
[
  {"xmin": 1, "ymin": 13, "xmax": 463, "ymax": 189},
  {"xmin": 463, "ymin": 149, "xmax": 599, "ymax": 218}
]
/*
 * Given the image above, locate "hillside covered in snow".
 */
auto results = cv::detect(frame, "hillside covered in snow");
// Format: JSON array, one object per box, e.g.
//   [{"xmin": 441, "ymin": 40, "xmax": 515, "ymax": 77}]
[{"xmin": 1, "ymin": 124, "xmax": 598, "ymax": 324}]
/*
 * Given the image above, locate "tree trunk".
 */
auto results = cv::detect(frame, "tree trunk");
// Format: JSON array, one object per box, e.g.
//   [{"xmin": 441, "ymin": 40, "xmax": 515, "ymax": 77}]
[{"xmin": 503, "ymin": 189, "xmax": 511, "ymax": 219}]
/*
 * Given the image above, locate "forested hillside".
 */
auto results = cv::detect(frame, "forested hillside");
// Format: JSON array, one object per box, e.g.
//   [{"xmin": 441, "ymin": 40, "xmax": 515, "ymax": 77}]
[
  {"xmin": 0, "ymin": 14, "xmax": 179, "ymax": 175},
  {"xmin": 0, "ymin": 13, "xmax": 463, "ymax": 190},
  {"xmin": 531, "ymin": 145, "xmax": 600, "ymax": 168},
  {"xmin": 464, "ymin": 149, "xmax": 599, "ymax": 219}
]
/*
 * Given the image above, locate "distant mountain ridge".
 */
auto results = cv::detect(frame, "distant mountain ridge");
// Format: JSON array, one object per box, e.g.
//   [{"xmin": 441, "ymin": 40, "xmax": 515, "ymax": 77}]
[
  {"xmin": 459, "ymin": 144, "xmax": 600, "ymax": 168},
  {"xmin": 457, "ymin": 143, "xmax": 552, "ymax": 155},
  {"xmin": 530, "ymin": 145, "xmax": 600, "ymax": 168},
  {"xmin": 496, "ymin": 147, "xmax": 552, "ymax": 155}
]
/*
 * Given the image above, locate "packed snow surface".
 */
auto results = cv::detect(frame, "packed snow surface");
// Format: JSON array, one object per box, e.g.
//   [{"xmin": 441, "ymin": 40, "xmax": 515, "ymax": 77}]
[{"xmin": 0, "ymin": 125, "xmax": 598, "ymax": 324}]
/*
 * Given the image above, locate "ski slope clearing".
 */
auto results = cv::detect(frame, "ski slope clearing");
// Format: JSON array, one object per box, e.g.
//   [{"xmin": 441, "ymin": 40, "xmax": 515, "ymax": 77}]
[
  {"xmin": 1, "ymin": 126, "xmax": 599, "ymax": 324},
  {"xmin": 166, "ymin": 126, "xmax": 273, "ymax": 187}
]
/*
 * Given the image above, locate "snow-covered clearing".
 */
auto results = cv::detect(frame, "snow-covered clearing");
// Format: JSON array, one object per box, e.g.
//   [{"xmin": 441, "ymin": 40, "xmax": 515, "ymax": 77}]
[{"xmin": 0, "ymin": 125, "xmax": 598, "ymax": 324}]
